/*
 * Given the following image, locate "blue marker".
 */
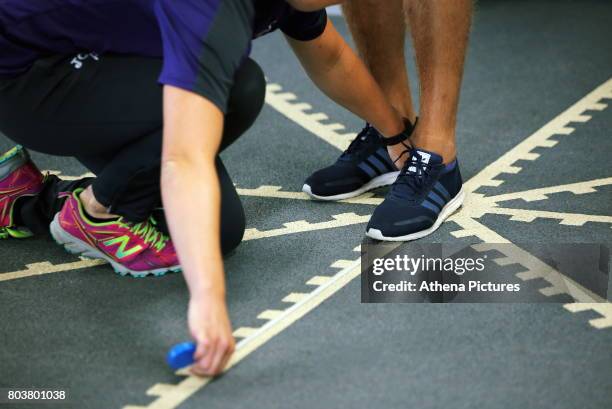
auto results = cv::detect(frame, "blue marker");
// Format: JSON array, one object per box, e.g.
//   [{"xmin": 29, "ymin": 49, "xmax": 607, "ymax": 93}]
[{"xmin": 167, "ymin": 342, "xmax": 197, "ymax": 370}]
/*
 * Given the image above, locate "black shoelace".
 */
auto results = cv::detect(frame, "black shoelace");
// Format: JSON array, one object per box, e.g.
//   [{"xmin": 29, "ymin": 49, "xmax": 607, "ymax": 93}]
[
  {"xmin": 392, "ymin": 148, "xmax": 434, "ymax": 198},
  {"xmin": 340, "ymin": 124, "xmax": 377, "ymax": 159}
]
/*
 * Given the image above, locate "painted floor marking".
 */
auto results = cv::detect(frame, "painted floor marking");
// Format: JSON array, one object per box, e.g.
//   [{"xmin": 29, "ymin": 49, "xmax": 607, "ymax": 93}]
[
  {"xmin": 564, "ymin": 303, "xmax": 612, "ymax": 329},
  {"xmin": 475, "ymin": 207, "xmax": 612, "ymax": 226},
  {"xmin": 243, "ymin": 212, "xmax": 370, "ymax": 240},
  {"xmin": 265, "ymin": 83, "xmax": 356, "ymax": 151},
  {"xmin": 123, "ymin": 257, "xmax": 362, "ymax": 409},
  {"xmin": 446, "ymin": 78, "xmax": 612, "ymax": 326},
  {"xmin": 0, "ymin": 259, "xmax": 105, "ymax": 282},
  {"xmin": 481, "ymin": 177, "xmax": 612, "ymax": 204},
  {"xmin": 307, "ymin": 275, "xmax": 332, "ymax": 286},
  {"xmin": 257, "ymin": 310, "xmax": 284, "ymax": 320},
  {"xmin": 1, "ymin": 212, "xmax": 370, "ymax": 282},
  {"xmin": 463, "ymin": 78, "xmax": 612, "ymax": 193},
  {"xmin": 448, "ymin": 213, "xmax": 612, "ymax": 327},
  {"xmin": 282, "ymin": 292, "xmax": 309, "ymax": 303},
  {"xmin": 47, "ymin": 170, "xmax": 95, "ymax": 180},
  {"xmin": 123, "ymin": 78, "xmax": 612, "ymax": 408},
  {"xmin": 232, "ymin": 327, "xmax": 258, "ymax": 338},
  {"xmin": 470, "ymin": 242, "xmax": 606, "ymax": 303},
  {"xmin": 236, "ymin": 185, "xmax": 383, "ymax": 205}
]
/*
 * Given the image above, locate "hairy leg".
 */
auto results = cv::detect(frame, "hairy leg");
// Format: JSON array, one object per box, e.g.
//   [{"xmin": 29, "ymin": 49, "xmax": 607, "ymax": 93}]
[
  {"xmin": 342, "ymin": 0, "xmax": 416, "ymax": 123},
  {"xmin": 405, "ymin": 0, "xmax": 472, "ymax": 163}
]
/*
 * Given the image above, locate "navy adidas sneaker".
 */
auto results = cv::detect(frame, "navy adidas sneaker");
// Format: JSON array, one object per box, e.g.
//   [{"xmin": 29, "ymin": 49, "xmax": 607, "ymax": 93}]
[
  {"xmin": 303, "ymin": 123, "xmax": 413, "ymax": 200},
  {"xmin": 366, "ymin": 148, "xmax": 465, "ymax": 241}
]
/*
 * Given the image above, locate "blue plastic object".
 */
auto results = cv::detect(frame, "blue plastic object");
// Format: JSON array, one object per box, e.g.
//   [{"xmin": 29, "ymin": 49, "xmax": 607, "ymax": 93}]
[{"xmin": 167, "ymin": 342, "xmax": 197, "ymax": 370}]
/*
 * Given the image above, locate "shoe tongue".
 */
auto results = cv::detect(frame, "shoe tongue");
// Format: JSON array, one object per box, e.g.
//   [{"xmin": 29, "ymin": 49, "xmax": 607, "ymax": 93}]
[
  {"xmin": 340, "ymin": 124, "xmax": 379, "ymax": 161},
  {"xmin": 407, "ymin": 148, "xmax": 443, "ymax": 173},
  {"xmin": 363, "ymin": 124, "xmax": 380, "ymax": 140}
]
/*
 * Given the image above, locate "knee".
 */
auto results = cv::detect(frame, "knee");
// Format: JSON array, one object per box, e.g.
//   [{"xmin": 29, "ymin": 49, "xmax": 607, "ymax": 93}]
[
  {"xmin": 221, "ymin": 202, "xmax": 245, "ymax": 255},
  {"xmin": 228, "ymin": 58, "xmax": 266, "ymax": 129},
  {"xmin": 217, "ymin": 158, "xmax": 245, "ymax": 254}
]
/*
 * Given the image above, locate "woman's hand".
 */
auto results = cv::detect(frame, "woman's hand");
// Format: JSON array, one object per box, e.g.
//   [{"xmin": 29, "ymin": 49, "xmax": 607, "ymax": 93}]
[{"xmin": 188, "ymin": 292, "xmax": 235, "ymax": 376}]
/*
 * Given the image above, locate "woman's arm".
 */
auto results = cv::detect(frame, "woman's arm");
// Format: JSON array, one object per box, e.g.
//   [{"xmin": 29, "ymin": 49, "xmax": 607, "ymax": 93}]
[
  {"xmin": 286, "ymin": 18, "xmax": 405, "ymax": 139},
  {"xmin": 161, "ymin": 85, "xmax": 235, "ymax": 376}
]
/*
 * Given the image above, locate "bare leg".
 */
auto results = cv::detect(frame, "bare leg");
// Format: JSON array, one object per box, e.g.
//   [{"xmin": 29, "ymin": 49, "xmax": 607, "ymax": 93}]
[
  {"xmin": 342, "ymin": 0, "xmax": 416, "ymax": 123},
  {"xmin": 405, "ymin": 0, "xmax": 472, "ymax": 163},
  {"xmin": 80, "ymin": 186, "xmax": 118, "ymax": 219}
]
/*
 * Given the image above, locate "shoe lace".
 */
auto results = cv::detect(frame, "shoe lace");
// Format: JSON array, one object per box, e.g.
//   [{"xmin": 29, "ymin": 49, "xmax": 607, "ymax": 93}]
[
  {"xmin": 122, "ymin": 217, "xmax": 170, "ymax": 252},
  {"xmin": 392, "ymin": 148, "xmax": 434, "ymax": 198},
  {"xmin": 340, "ymin": 124, "xmax": 377, "ymax": 159}
]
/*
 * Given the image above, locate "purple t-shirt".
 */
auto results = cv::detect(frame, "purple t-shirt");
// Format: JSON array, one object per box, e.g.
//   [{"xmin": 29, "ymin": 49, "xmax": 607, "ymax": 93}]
[{"xmin": 0, "ymin": 0, "xmax": 327, "ymax": 111}]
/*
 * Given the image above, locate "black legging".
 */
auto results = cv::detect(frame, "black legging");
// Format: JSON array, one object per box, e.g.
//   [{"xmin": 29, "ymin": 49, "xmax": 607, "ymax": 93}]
[{"xmin": 0, "ymin": 54, "xmax": 265, "ymax": 254}]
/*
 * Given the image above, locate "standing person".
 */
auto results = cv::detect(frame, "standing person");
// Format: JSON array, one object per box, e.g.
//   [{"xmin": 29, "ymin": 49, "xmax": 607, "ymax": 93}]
[
  {"xmin": 304, "ymin": 0, "xmax": 472, "ymax": 241},
  {"xmin": 0, "ymin": 0, "xmax": 411, "ymax": 375}
]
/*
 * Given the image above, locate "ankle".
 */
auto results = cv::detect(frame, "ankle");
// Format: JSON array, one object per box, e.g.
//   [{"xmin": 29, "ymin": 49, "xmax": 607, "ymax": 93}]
[
  {"xmin": 387, "ymin": 143, "xmax": 412, "ymax": 169},
  {"xmin": 384, "ymin": 88, "xmax": 416, "ymax": 124},
  {"xmin": 398, "ymin": 108, "xmax": 417, "ymax": 128},
  {"xmin": 79, "ymin": 187, "xmax": 117, "ymax": 220},
  {"xmin": 410, "ymin": 134, "xmax": 457, "ymax": 164}
]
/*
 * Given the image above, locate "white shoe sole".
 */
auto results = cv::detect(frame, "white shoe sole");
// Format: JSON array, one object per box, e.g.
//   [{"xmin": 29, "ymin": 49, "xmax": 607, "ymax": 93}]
[
  {"xmin": 303, "ymin": 171, "xmax": 400, "ymax": 201},
  {"xmin": 49, "ymin": 213, "xmax": 181, "ymax": 278},
  {"xmin": 366, "ymin": 188, "xmax": 466, "ymax": 242}
]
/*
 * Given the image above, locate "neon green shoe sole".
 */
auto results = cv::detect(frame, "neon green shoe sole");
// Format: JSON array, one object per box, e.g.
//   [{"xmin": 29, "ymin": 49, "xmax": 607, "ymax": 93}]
[{"xmin": 0, "ymin": 226, "xmax": 34, "ymax": 239}]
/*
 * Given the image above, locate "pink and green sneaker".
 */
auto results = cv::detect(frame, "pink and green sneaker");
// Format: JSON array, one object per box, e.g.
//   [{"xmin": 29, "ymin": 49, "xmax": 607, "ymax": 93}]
[
  {"xmin": 49, "ymin": 189, "xmax": 181, "ymax": 277},
  {"xmin": 0, "ymin": 145, "xmax": 45, "ymax": 239}
]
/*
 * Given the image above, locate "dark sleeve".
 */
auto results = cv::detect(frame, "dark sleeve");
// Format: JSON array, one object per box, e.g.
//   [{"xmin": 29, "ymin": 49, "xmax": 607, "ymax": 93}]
[
  {"xmin": 155, "ymin": 0, "xmax": 255, "ymax": 113},
  {"xmin": 279, "ymin": 8, "xmax": 328, "ymax": 41}
]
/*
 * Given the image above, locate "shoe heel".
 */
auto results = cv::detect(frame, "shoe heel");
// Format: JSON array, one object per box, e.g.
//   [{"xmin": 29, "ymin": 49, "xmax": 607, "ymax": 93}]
[
  {"xmin": 49, "ymin": 213, "xmax": 91, "ymax": 257},
  {"xmin": 63, "ymin": 242, "xmax": 85, "ymax": 256},
  {"xmin": 0, "ymin": 146, "xmax": 28, "ymax": 180},
  {"xmin": 49, "ymin": 213, "xmax": 68, "ymax": 245}
]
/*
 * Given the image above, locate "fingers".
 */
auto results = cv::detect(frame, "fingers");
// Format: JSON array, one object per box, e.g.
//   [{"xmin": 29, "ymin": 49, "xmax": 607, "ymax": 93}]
[
  {"xmin": 201, "ymin": 338, "xmax": 217, "ymax": 373},
  {"xmin": 210, "ymin": 337, "xmax": 235, "ymax": 375},
  {"xmin": 190, "ymin": 338, "xmax": 210, "ymax": 376},
  {"xmin": 190, "ymin": 336, "xmax": 235, "ymax": 376},
  {"xmin": 219, "ymin": 338, "xmax": 235, "ymax": 372},
  {"xmin": 194, "ymin": 339, "xmax": 207, "ymax": 361},
  {"xmin": 186, "ymin": 297, "xmax": 235, "ymax": 377}
]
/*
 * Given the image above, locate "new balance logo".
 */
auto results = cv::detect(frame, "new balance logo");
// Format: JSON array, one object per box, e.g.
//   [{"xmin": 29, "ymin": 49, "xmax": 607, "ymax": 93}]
[{"xmin": 103, "ymin": 236, "xmax": 143, "ymax": 259}]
